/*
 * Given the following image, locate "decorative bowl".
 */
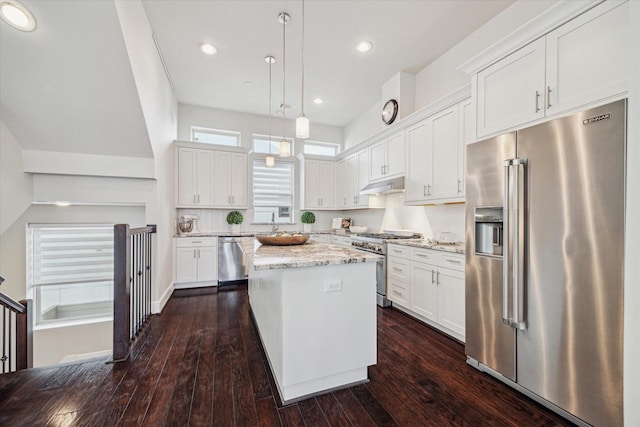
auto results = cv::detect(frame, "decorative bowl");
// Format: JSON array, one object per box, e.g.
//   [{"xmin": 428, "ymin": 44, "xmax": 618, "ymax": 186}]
[
  {"xmin": 349, "ymin": 226, "xmax": 368, "ymax": 233},
  {"xmin": 256, "ymin": 233, "xmax": 309, "ymax": 246}
]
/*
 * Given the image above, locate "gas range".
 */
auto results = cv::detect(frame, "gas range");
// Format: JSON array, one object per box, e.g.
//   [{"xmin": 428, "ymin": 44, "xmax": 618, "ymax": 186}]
[{"xmin": 351, "ymin": 232, "xmax": 422, "ymax": 255}]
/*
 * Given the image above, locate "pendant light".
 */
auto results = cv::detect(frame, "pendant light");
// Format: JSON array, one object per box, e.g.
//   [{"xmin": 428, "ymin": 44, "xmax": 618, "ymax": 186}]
[
  {"xmin": 265, "ymin": 55, "xmax": 276, "ymax": 168},
  {"xmin": 278, "ymin": 12, "xmax": 291, "ymax": 158},
  {"xmin": 296, "ymin": 0, "xmax": 310, "ymax": 139}
]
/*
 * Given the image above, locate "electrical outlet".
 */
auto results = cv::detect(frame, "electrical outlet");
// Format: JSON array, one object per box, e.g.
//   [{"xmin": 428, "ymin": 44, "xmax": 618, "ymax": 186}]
[{"xmin": 324, "ymin": 279, "xmax": 342, "ymax": 293}]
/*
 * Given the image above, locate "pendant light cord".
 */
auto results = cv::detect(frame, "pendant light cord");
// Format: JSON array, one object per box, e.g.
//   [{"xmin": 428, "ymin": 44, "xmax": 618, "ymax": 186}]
[
  {"xmin": 282, "ymin": 15, "xmax": 286, "ymax": 139},
  {"xmin": 301, "ymin": 0, "xmax": 305, "ymax": 116},
  {"xmin": 268, "ymin": 58, "xmax": 272, "ymax": 155}
]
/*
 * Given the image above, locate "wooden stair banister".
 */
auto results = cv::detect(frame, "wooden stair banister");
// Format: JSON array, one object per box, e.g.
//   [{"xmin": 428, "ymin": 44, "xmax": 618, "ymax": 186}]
[
  {"xmin": 112, "ymin": 224, "xmax": 157, "ymax": 362},
  {"xmin": 0, "ymin": 275, "xmax": 33, "ymax": 373}
]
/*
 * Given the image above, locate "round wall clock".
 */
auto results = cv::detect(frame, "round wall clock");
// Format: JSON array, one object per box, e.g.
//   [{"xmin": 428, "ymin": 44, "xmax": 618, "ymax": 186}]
[{"xmin": 381, "ymin": 99, "xmax": 398, "ymax": 125}]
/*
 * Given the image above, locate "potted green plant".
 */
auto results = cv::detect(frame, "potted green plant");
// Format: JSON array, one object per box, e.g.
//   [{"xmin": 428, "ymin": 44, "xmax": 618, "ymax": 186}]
[
  {"xmin": 226, "ymin": 210, "xmax": 243, "ymax": 234},
  {"xmin": 301, "ymin": 211, "xmax": 316, "ymax": 233}
]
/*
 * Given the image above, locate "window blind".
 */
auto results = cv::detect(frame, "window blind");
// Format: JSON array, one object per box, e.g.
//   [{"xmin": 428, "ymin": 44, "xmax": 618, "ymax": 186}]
[
  {"xmin": 32, "ymin": 226, "xmax": 114, "ymax": 287},
  {"xmin": 252, "ymin": 159, "xmax": 293, "ymax": 221}
]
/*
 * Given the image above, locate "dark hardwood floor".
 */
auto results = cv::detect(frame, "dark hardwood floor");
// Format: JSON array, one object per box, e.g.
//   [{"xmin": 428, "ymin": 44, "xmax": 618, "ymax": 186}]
[{"xmin": 0, "ymin": 285, "xmax": 575, "ymax": 426}]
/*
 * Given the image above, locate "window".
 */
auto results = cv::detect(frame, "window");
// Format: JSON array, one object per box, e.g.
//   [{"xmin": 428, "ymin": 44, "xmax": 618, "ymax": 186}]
[
  {"xmin": 252, "ymin": 159, "xmax": 294, "ymax": 224},
  {"xmin": 191, "ymin": 127, "xmax": 240, "ymax": 146},
  {"xmin": 29, "ymin": 225, "xmax": 114, "ymax": 325},
  {"xmin": 304, "ymin": 140, "xmax": 340, "ymax": 156},
  {"xmin": 253, "ymin": 134, "xmax": 294, "ymax": 156}
]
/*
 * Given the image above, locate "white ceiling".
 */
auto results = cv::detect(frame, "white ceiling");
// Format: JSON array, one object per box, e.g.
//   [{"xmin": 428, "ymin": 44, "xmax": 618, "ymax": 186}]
[
  {"xmin": 142, "ymin": 0, "xmax": 513, "ymax": 127},
  {"xmin": 0, "ymin": 0, "xmax": 153, "ymax": 157}
]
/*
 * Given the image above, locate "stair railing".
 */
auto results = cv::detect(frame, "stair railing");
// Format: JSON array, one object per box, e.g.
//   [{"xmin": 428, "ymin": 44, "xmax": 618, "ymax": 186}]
[
  {"xmin": 112, "ymin": 224, "xmax": 157, "ymax": 362},
  {"xmin": 0, "ymin": 276, "xmax": 33, "ymax": 373}
]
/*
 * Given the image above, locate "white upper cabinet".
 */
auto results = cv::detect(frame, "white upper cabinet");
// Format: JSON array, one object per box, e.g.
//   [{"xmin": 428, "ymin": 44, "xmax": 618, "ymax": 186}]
[
  {"xmin": 355, "ymin": 148, "xmax": 370, "ymax": 207},
  {"xmin": 213, "ymin": 151, "xmax": 248, "ymax": 208},
  {"xmin": 300, "ymin": 157, "xmax": 335, "ymax": 210},
  {"xmin": 368, "ymin": 131, "xmax": 405, "ymax": 182},
  {"xmin": 335, "ymin": 149, "xmax": 370, "ymax": 210},
  {"xmin": 477, "ymin": 38, "xmax": 546, "ymax": 137},
  {"xmin": 405, "ymin": 99, "xmax": 468, "ymax": 205},
  {"xmin": 545, "ymin": 1, "xmax": 629, "ymax": 114},
  {"xmin": 335, "ymin": 157, "xmax": 349, "ymax": 208},
  {"xmin": 176, "ymin": 143, "xmax": 248, "ymax": 209},
  {"xmin": 475, "ymin": 1, "xmax": 629, "ymax": 138},
  {"xmin": 177, "ymin": 147, "xmax": 215, "ymax": 207}
]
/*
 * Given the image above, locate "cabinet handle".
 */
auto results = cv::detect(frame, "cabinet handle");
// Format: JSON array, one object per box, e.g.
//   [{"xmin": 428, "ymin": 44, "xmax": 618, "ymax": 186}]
[
  {"xmin": 415, "ymin": 253, "xmax": 428, "ymax": 258},
  {"xmin": 445, "ymin": 259, "xmax": 462, "ymax": 265},
  {"xmin": 193, "ymin": 249, "xmax": 197, "ymax": 258},
  {"xmin": 393, "ymin": 290, "xmax": 402, "ymax": 296},
  {"xmin": 380, "ymin": 165, "xmax": 384, "ymax": 175},
  {"xmin": 457, "ymin": 179, "xmax": 462, "ymax": 193},
  {"xmin": 547, "ymin": 86, "xmax": 552, "ymax": 109},
  {"xmin": 198, "ymin": 194, "xmax": 201, "ymax": 203},
  {"xmin": 392, "ymin": 249, "xmax": 402, "ymax": 253},
  {"xmin": 423, "ymin": 185, "xmax": 428, "ymax": 197},
  {"xmin": 437, "ymin": 271, "xmax": 441, "ymax": 285},
  {"xmin": 191, "ymin": 241, "xmax": 202, "ymax": 243},
  {"xmin": 535, "ymin": 90, "xmax": 541, "ymax": 113},
  {"xmin": 232, "ymin": 195, "xmax": 235, "ymax": 204},
  {"xmin": 392, "ymin": 267, "xmax": 402, "ymax": 272},
  {"xmin": 197, "ymin": 249, "xmax": 200, "ymax": 258},
  {"xmin": 427, "ymin": 184, "xmax": 432, "ymax": 196},
  {"xmin": 431, "ymin": 270, "xmax": 435, "ymax": 284},
  {"xmin": 354, "ymin": 196, "xmax": 357, "ymax": 204}
]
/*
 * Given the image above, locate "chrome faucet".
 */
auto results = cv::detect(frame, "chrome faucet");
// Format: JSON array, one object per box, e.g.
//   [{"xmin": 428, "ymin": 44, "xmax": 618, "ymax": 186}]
[{"xmin": 271, "ymin": 212, "xmax": 279, "ymax": 233}]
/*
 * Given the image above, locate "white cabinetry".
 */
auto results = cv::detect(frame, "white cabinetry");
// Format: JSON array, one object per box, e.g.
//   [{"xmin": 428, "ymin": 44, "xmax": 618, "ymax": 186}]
[
  {"xmin": 213, "ymin": 151, "xmax": 248, "ymax": 208},
  {"xmin": 177, "ymin": 147, "xmax": 215, "ymax": 207},
  {"xmin": 176, "ymin": 143, "xmax": 248, "ymax": 209},
  {"xmin": 335, "ymin": 149, "xmax": 370, "ymax": 209},
  {"xmin": 368, "ymin": 131, "xmax": 404, "ymax": 182},
  {"xmin": 175, "ymin": 237, "xmax": 218, "ymax": 287},
  {"xmin": 329, "ymin": 235, "xmax": 352, "ymax": 247},
  {"xmin": 299, "ymin": 157, "xmax": 335, "ymax": 210},
  {"xmin": 309, "ymin": 234, "xmax": 330, "ymax": 244},
  {"xmin": 476, "ymin": 1, "xmax": 628, "ymax": 137},
  {"xmin": 387, "ymin": 244, "xmax": 465, "ymax": 341},
  {"xmin": 405, "ymin": 99, "xmax": 470, "ymax": 204}
]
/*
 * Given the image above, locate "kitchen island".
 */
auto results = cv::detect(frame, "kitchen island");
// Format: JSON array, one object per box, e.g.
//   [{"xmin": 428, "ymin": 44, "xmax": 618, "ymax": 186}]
[{"xmin": 242, "ymin": 238, "xmax": 381, "ymax": 403}]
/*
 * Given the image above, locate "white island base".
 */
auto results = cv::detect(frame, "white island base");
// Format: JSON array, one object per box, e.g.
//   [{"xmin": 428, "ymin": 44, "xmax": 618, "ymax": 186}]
[{"xmin": 248, "ymin": 261, "xmax": 377, "ymax": 404}]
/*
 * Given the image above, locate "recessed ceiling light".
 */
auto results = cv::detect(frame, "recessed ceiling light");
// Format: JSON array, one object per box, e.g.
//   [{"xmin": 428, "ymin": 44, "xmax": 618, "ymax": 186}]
[
  {"xmin": 199, "ymin": 42, "xmax": 217, "ymax": 55},
  {"xmin": 313, "ymin": 98, "xmax": 323, "ymax": 105},
  {"xmin": 0, "ymin": 0, "xmax": 36, "ymax": 32},
  {"xmin": 355, "ymin": 41, "xmax": 372, "ymax": 53}
]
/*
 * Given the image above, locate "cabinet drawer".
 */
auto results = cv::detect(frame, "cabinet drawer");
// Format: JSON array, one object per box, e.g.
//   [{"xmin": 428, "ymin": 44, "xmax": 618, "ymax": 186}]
[
  {"xmin": 387, "ymin": 257, "xmax": 410, "ymax": 282},
  {"xmin": 176, "ymin": 237, "xmax": 218, "ymax": 248},
  {"xmin": 440, "ymin": 253, "xmax": 465, "ymax": 272},
  {"xmin": 387, "ymin": 244, "xmax": 410, "ymax": 258},
  {"xmin": 330, "ymin": 235, "xmax": 351, "ymax": 246},
  {"xmin": 411, "ymin": 247, "xmax": 438, "ymax": 264},
  {"xmin": 388, "ymin": 278, "xmax": 409, "ymax": 307}
]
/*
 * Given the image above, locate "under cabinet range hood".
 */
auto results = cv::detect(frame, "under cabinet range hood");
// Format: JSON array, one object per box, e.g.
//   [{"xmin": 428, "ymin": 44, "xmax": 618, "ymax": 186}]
[{"xmin": 360, "ymin": 176, "xmax": 404, "ymax": 195}]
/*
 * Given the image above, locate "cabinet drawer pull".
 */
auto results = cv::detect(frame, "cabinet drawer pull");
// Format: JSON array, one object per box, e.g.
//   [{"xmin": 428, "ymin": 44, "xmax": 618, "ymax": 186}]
[
  {"xmin": 431, "ymin": 270, "xmax": 435, "ymax": 284},
  {"xmin": 445, "ymin": 259, "xmax": 462, "ymax": 265},
  {"xmin": 547, "ymin": 86, "xmax": 552, "ymax": 109},
  {"xmin": 392, "ymin": 267, "xmax": 403, "ymax": 272},
  {"xmin": 393, "ymin": 289, "xmax": 403, "ymax": 296},
  {"xmin": 392, "ymin": 249, "xmax": 403, "ymax": 253},
  {"xmin": 415, "ymin": 253, "xmax": 429, "ymax": 258},
  {"xmin": 457, "ymin": 179, "xmax": 462, "ymax": 193},
  {"xmin": 437, "ymin": 271, "xmax": 440, "ymax": 285},
  {"xmin": 535, "ymin": 90, "xmax": 541, "ymax": 113}
]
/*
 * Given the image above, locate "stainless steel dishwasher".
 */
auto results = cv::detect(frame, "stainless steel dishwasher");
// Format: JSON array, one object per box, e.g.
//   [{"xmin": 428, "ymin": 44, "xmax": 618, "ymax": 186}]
[{"xmin": 218, "ymin": 237, "xmax": 248, "ymax": 284}]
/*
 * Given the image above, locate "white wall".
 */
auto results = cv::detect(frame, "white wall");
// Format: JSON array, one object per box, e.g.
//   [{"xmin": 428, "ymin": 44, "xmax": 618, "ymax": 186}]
[
  {"xmin": 0, "ymin": 119, "xmax": 32, "ymax": 236},
  {"xmin": 178, "ymin": 103, "xmax": 344, "ymax": 153},
  {"xmin": 624, "ymin": 2, "xmax": 640, "ymax": 425},
  {"xmin": 115, "ymin": 0, "xmax": 178, "ymax": 312}
]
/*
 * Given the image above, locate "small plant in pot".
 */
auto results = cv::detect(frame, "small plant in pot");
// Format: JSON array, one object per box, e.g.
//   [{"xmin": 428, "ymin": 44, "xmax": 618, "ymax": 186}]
[
  {"xmin": 301, "ymin": 211, "xmax": 316, "ymax": 233},
  {"xmin": 226, "ymin": 210, "xmax": 243, "ymax": 234}
]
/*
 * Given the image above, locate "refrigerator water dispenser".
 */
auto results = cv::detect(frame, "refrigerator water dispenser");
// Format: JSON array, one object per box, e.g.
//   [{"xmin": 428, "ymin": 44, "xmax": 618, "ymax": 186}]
[{"xmin": 474, "ymin": 207, "xmax": 503, "ymax": 256}]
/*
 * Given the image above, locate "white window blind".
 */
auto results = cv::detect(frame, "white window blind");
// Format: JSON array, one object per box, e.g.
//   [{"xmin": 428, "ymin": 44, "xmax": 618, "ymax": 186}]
[
  {"xmin": 30, "ymin": 225, "xmax": 114, "ymax": 324},
  {"xmin": 32, "ymin": 227, "xmax": 114, "ymax": 286},
  {"xmin": 252, "ymin": 159, "xmax": 294, "ymax": 223}
]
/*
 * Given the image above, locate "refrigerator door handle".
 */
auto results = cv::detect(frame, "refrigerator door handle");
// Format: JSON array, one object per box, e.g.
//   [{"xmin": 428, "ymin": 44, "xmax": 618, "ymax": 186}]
[
  {"xmin": 503, "ymin": 159, "xmax": 512, "ymax": 326},
  {"xmin": 512, "ymin": 157, "xmax": 528, "ymax": 331}
]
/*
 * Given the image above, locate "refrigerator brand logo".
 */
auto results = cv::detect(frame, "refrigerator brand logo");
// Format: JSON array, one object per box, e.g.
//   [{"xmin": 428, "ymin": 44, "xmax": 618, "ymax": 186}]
[{"xmin": 583, "ymin": 113, "xmax": 611, "ymax": 125}]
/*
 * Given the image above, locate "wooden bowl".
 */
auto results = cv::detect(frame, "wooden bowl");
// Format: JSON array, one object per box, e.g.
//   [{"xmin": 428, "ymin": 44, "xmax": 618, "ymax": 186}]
[{"xmin": 255, "ymin": 233, "xmax": 309, "ymax": 246}]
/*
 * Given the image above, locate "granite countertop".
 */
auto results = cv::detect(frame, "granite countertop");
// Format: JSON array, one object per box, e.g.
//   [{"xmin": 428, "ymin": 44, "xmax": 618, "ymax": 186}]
[
  {"xmin": 239, "ymin": 238, "xmax": 382, "ymax": 271},
  {"xmin": 388, "ymin": 239, "xmax": 465, "ymax": 255},
  {"xmin": 174, "ymin": 229, "xmax": 353, "ymax": 238}
]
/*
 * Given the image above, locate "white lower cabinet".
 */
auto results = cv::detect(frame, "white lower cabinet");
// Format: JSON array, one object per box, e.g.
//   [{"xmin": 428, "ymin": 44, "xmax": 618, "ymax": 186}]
[
  {"xmin": 329, "ymin": 235, "xmax": 352, "ymax": 247},
  {"xmin": 387, "ymin": 244, "xmax": 465, "ymax": 341},
  {"xmin": 309, "ymin": 234, "xmax": 330, "ymax": 244},
  {"xmin": 175, "ymin": 237, "xmax": 218, "ymax": 287}
]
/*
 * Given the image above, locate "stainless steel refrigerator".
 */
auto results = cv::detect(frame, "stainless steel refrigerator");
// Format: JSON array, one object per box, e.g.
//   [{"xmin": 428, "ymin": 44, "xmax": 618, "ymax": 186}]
[{"xmin": 465, "ymin": 100, "xmax": 625, "ymax": 426}]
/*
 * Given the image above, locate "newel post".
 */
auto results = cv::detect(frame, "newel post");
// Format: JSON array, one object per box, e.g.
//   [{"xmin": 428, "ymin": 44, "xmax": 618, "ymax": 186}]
[
  {"xmin": 113, "ymin": 224, "xmax": 131, "ymax": 361},
  {"xmin": 16, "ymin": 299, "xmax": 32, "ymax": 370}
]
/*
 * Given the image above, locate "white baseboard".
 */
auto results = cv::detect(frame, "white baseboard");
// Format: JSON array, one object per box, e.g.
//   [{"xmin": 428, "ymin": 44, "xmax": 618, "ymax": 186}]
[
  {"xmin": 59, "ymin": 349, "xmax": 112, "ymax": 364},
  {"xmin": 174, "ymin": 281, "xmax": 218, "ymax": 289},
  {"xmin": 152, "ymin": 283, "xmax": 174, "ymax": 314}
]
